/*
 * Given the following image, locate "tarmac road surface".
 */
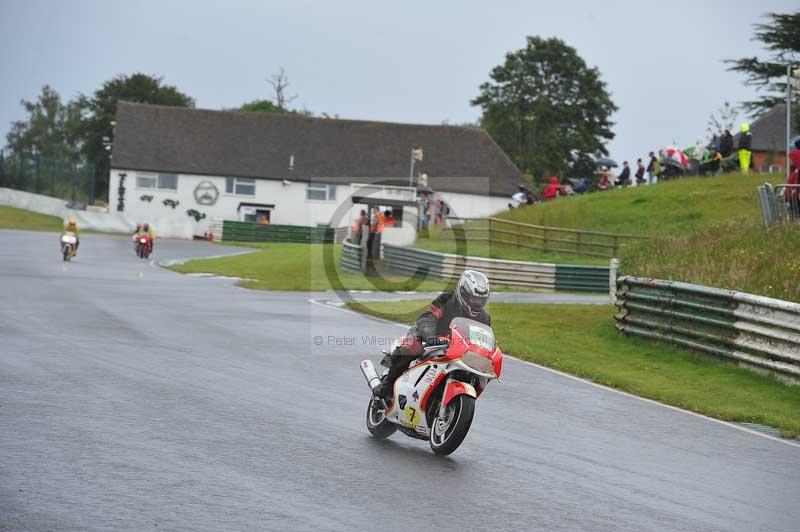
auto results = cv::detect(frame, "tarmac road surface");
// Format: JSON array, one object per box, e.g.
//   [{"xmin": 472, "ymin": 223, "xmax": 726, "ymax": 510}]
[{"xmin": 1, "ymin": 230, "xmax": 798, "ymax": 532}]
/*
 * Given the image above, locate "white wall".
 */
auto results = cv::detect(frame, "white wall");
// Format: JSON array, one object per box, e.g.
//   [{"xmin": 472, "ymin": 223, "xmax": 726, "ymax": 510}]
[
  {"xmin": 107, "ymin": 169, "xmax": 511, "ymax": 239},
  {"xmin": 435, "ymin": 190, "xmax": 511, "ymax": 220},
  {"xmin": 0, "ymin": 186, "xmax": 195, "ymax": 238}
]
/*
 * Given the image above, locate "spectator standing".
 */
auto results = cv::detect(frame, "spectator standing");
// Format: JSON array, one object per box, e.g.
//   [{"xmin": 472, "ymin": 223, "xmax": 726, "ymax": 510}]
[
  {"xmin": 720, "ymin": 129, "xmax": 734, "ymax": 157},
  {"xmin": 738, "ymin": 123, "xmax": 752, "ymax": 174},
  {"xmin": 646, "ymin": 152, "xmax": 659, "ymax": 184},
  {"xmin": 351, "ymin": 209, "xmax": 367, "ymax": 241},
  {"xmin": 787, "ymin": 140, "xmax": 800, "ymax": 219},
  {"xmin": 635, "ymin": 159, "xmax": 645, "ymax": 185},
  {"xmin": 618, "ymin": 161, "xmax": 631, "ymax": 187},
  {"xmin": 367, "ymin": 206, "xmax": 385, "ymax": 261},
  {"xmin": 692, "ymin": 138, "xmax": 706, "ymax": 175},
  {"xmin": 383, "ymin": 209, "xmax": 396, "ymax": 228}
]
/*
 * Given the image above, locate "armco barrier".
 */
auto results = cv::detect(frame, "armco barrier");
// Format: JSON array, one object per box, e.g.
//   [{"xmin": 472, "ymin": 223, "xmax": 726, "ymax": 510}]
[
  {"xmin": 222, "ymin": 221, "xmax": 334, "ymax": 243},
  {"xmin": 381, "ymin": 244, "xmax": 610, "ymax": 292},
  {"xmin": 615, "ymin": 276, "xmax": 800, "ymax": 382},
  {"xmin": 341, "ymin": 241, "xmax": 363, "ymax": 273}
]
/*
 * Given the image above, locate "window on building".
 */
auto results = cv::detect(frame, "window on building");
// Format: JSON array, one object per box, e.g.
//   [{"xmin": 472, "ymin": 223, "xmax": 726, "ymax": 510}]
[
  {"xmin": 158, "ymin": 173, "xmax": 178, "ymax": 190},
  {"xmin": 135, "ymin": 173, "xmax": 178, "ymax": 190},
  {"xmin": 136, "ymin": 174, "xmax": 157, "ymax": 189},
  {"xmin": 226, "ymin": 177, "xmax": 256, "ymax": 196},
  {"xmin": 306, "ymin": 183, "xmax": 336, "ymax": 201}
]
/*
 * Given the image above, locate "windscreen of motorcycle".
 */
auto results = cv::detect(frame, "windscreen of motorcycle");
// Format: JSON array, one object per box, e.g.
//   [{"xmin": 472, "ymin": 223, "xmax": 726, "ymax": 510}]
[{"xmin": 450, "ymin": 317, "xmax": 496, "ymax": 353}]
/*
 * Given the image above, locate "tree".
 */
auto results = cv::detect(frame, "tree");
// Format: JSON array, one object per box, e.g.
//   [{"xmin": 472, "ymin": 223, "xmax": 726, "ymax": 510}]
[
  {"xmin": 5, "ymin": 85, "xmax": 83, "ymax": 163},
  {"xmin": 706, "ymin": 101, "xmax": 740, "ymax": 138},
  {"xmin": 267, "ymin": 67, "xmax": 297, "ymax": 111},
  {"xmin": 79, "ymin": 73, "xmax": 195, "ymax": 198},
  {"xmin": 238, "ymin": 99, "xmax": 284, "ymax": 113},
  {"xmin": 726, "ymin": 11, "xmax": 800, "ymax": 117},
  {"xmin": 472, "ymin": 36, "xmax": 617, "ymax": 177}
]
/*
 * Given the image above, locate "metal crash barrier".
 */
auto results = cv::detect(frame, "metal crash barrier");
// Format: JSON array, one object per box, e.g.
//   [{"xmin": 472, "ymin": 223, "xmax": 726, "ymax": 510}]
[
  {"xmin": 615, "ymin": 276, "xmax": 800, "ymax": 383},
  {"xmin": 379, "ymin": 244, "xmax": 612, "ymax": 292},
  {"xmin": 758, "ymin": 183, "xmax": 800, "ymax": 227}
]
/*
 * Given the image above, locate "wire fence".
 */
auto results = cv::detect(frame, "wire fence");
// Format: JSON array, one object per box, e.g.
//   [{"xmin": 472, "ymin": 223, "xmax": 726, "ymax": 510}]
[
  {"xmin": 445, "ymin": 217, "xmax": 650, "ymax": 258},
  {"xmin": 0, "ymin": 152, "xmax": 99, "ymax": 205}
]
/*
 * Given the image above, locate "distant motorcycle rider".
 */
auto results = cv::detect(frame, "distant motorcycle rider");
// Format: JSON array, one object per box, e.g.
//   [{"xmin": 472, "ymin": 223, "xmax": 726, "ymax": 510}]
[
  {"xmin": 374, "ymin": 270, "xmax": 491, "ymax": 400},
  {"xmin": 61, "ymin": 216, "xmax": 80, "ymax": 255},
  {"xmin": 142, "ymin": 223, "xmax": 155, "ymax": 254}
]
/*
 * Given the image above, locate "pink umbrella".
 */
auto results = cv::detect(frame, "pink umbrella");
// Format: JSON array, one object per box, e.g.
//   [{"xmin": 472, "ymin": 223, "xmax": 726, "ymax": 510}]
[{"xmin": 664, "ymin": 146, "xmax": 688, "ymax": 167}]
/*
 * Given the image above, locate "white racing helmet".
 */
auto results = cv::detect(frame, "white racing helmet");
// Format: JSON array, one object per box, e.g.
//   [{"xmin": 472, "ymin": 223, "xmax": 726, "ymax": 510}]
[{"xmin": 455, "ymin": 270, "xmax": 490, "ymax": 318}]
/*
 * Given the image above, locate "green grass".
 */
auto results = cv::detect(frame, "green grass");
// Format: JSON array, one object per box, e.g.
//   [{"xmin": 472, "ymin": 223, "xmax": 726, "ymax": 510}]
[
  {"xmin": 348, "ymin": 300, "xmax": 800, "ymax": 438},
  {"xmin": 169, "ymin": 242, "xmax": 453, "ymax": 292},
  {"xmin": 623, "ymin": 219, "xmax": 800, "ymax": 302},
  {"xmin": 0, "ymin": 205, "xmax": 63, "ymax": 232},
  {"xmin": 418, "ymin": 172, "xmax": 800, "ymax": 301},
  {"xmin": 498, "ymin": 172, "xmax": 769, "ymax": 235},
  {"xmin": 414, "ymin": 232, "xmax": 609, "ymax": 266}
]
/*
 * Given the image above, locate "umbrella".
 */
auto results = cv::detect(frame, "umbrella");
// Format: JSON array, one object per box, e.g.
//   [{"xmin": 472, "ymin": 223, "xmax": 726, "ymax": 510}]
[
  {"xmin": 663, "ymin": 146, "xmax": 688, "ymax": 167},
  {"xmin": 594, "ymin": 157, "xmax": 618, "ymax": 168}
]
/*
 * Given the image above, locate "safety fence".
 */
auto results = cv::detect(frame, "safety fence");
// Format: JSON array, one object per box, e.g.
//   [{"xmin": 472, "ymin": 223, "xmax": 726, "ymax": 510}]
[
  {"xmin": 615, "ymin": 276, "xmax": 800, "ymax": 382},
  {"xmin": 221, "ymin": 221, "xmax": 335, "ymax": 243},
  {"xmin": 0, "ymin": 152, "xmax": 100, "ymax": 205},
  {"xmin": 379, "ymin": 244, "xmax": 611, "ymax": 292},
  {"xmin": 341, "ymin": 240, "xmax": 363, "ymax": 273},
  {"xmin": 444, "ymin": 217, "xmax": 650, "ymax": 259},
  {"xmin": 758, "ymin": 183, "xmax": 800, "ymax": 227}
]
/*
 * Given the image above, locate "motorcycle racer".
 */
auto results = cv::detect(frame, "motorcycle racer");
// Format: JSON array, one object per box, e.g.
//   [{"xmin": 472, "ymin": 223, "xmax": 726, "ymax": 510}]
[
  {"xmin": 374, "ymin": 270, "xmax": 491, "ymax": 400},
  {"xmin": 61, "ymin": 216, "xmax": 80, "ymax": 256}
]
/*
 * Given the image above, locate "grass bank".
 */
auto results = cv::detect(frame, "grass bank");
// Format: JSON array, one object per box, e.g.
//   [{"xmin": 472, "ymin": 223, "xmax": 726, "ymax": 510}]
[
  {"xmin": 169, "ymin": 242, "xmax": 452, "ymax": 292},
  {"xmin": 0, "ymin": 205, "xmax": 63, "ymax": 232},
  {"xmin": 498, "ymin": 172, "xmax": 769, "ymax": 235},
  {"xmin": 348, "ymin": 300, "xmax": 800, "ymax": 438},
  {"xmin": 417, "ymin": 173, "xmax": 799, "ymax": 301}
]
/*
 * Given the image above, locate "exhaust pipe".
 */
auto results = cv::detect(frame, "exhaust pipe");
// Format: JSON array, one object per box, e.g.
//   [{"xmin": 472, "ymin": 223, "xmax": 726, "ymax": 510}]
[{"xmin": 360, "ymin": 360, "xmax": 381, "ymax": 390}]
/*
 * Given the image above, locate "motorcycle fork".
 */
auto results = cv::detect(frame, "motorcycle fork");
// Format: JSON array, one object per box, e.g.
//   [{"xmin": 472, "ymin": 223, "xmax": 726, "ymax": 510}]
[{"xmin": 437, "ymin": 376, "xmax": 450, "ymax": 419}]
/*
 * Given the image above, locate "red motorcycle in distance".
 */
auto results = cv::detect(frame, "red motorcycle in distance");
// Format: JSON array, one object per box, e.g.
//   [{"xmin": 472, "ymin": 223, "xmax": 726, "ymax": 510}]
[
  {"xmin": 360, "ymin": 317, "xmax": 503, "ymax": 455},
  {"xmin": 133, "ymin": 233, "xmax": 152, "ymax": 259}
]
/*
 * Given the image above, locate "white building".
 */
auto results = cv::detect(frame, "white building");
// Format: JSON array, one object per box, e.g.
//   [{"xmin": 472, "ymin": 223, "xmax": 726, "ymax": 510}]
[{"xmin": 109, "ymin": 102, "xmax": 523, "ymax": 240}]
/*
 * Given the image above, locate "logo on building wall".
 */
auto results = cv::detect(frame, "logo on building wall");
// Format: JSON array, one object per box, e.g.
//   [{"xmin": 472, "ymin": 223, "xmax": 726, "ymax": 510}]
[{"xmin": 194, "ymin": 181, "xmax": 219, "ymax": 205}]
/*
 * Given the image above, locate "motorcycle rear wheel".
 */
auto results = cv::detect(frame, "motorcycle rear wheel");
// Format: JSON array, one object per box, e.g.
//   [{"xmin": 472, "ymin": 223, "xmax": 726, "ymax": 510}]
[
  {"xmin": 429, "ymin": 394, "xmax": 475, "ymax": 455},
  {"xmin": 63, "ymin": 248, "xmax": 71, "ymax": 261},
  {"xmin": 366, "ymin": 396, "xmax": 397, "ymax": 439}
]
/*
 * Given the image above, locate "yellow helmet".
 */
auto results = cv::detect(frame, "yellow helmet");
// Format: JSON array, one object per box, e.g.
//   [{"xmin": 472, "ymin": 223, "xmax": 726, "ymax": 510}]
[
  {"xmin": 741, "ymin": 122, "xmax": 750, "ymax": 133},
  {"xmin": 68, "ymin": 216, "xmax": 77, "ymax": 225}
]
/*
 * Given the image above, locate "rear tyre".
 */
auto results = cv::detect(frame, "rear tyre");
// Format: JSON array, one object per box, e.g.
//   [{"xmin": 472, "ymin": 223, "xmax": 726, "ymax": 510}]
[
  {"xmin": 366, "ymin": 395, "xmax": 397, "ymax": 439},
  {"xmin": 63, "ymin": 248, "xmax": 71, "ymax": 262},
  {"xmin": 429, "ymin": 394, "xmax": 475, "ymax": 456}
]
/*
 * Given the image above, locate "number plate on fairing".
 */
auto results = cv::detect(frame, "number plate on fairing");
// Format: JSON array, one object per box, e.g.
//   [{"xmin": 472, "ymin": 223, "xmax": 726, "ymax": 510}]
[{"xmin": 389, "ymin": 362, "xmax": 441, "ymax": 436}]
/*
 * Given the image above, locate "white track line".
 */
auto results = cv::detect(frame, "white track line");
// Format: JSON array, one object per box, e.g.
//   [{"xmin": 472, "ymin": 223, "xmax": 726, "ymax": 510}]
[{"xmin": 308, "ymin": 297, "xmax": 800, "ymax": 450}]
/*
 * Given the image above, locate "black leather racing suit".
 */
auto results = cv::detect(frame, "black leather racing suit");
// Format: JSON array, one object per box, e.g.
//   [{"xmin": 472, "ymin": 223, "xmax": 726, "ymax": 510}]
[{"xmin": 377, "ymin": 291, "xmax": 491, "ymax": 396}]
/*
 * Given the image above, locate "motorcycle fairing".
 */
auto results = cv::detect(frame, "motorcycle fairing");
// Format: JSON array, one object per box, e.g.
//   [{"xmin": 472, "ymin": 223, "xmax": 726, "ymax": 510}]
[
  {"xmin": 443, "ymin": 380, "xmax": 477, "ymax": 406},
  {"xmin": 386, "ymin": 360, "xmax": 444, "ymax": 437}
]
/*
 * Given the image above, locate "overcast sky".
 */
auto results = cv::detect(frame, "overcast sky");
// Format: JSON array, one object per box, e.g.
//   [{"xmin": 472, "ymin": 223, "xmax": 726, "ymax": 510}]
[{"xmin": 0, "ymin": 0, "xmax": 795, "ymax": 166}]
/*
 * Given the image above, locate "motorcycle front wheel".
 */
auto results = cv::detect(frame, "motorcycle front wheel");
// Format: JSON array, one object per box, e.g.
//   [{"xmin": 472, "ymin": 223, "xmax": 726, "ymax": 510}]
[
  {"xmin": 366, "ymin": 395, "xmax": 396, "ymax": 439},
  {"xmin": 429, "ymin": 394, "xmax": 475, "ymax": 455}
]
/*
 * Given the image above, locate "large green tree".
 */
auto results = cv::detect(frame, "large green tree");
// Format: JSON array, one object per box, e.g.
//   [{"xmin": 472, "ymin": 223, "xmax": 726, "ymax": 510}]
[
  {"xmin": 79, "ymin": 73, "xmax": 195, "ymax": 197},
  {"xmin": 726, "ymin": 11, "xmax": 800, "ymax": 117},
  {"xmin": 472, "ymin": 36, "xmax": 617, "ymax": 178},
  {"xmin": 5, "ymin": 85, "xmax": 83, "ymax": 163}
]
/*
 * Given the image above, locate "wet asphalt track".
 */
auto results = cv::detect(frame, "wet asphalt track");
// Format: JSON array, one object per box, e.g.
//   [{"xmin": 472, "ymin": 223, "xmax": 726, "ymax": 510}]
[{"xmin": 1, "ymin": 230, "xmax": 799, "ymax": 532}]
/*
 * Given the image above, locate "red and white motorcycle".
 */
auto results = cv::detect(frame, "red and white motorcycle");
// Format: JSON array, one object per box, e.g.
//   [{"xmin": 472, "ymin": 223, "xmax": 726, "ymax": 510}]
[{"xmin": 360, "ymin": 317, "xmax": 503, "ymax": 455}]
